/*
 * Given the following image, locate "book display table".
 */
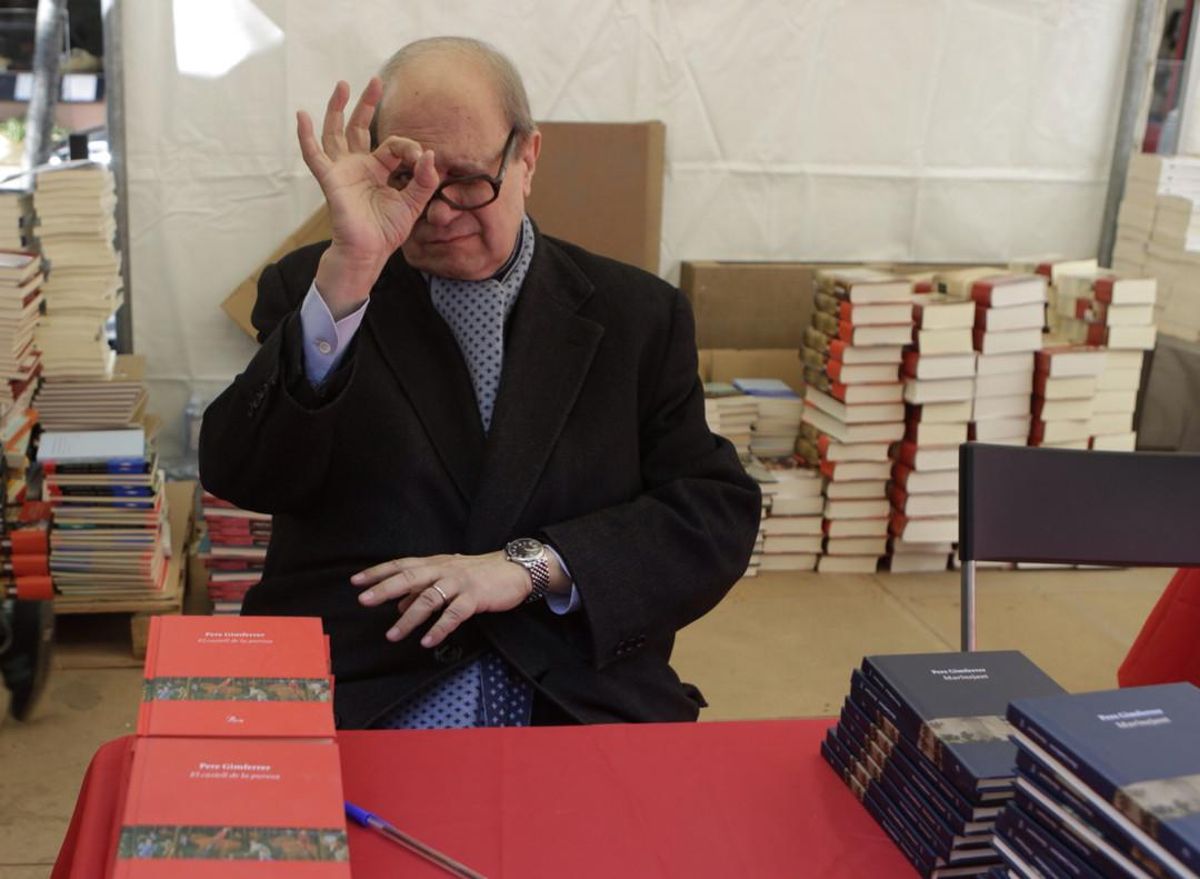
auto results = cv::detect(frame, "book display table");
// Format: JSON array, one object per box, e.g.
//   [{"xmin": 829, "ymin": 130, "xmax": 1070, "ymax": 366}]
[{"xmin": 53, "ymin": 718, "xmax": 913, "ymax": 878}]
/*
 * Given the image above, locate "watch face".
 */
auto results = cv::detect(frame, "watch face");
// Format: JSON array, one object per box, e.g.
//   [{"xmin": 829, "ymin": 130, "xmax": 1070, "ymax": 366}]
[{"xmin": 507, "ymin": 538, "xmax": 544, "ymax": 562}]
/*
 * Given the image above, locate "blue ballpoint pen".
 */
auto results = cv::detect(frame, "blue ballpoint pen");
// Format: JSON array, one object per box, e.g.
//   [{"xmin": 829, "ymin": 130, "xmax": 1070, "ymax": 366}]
[{"xmin": 344, "ymin": 801, "xmax": 488, "ymax": 879}]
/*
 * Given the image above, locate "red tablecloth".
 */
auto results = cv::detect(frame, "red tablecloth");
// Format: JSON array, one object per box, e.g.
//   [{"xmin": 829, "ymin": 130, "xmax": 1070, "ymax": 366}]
[{"xmin": 53, "ymin": 718, "xmax": 913, "ymax": 878}]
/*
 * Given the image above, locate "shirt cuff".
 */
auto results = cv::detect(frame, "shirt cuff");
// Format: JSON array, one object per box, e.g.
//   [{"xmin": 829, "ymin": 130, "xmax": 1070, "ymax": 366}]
[
  {"xmin": 299, "ymin": 283, "xmax": 369, "ymax": 386},
  {"xmin": 543, "ymin": 545, "xmax": 581, "ymax": 615}
]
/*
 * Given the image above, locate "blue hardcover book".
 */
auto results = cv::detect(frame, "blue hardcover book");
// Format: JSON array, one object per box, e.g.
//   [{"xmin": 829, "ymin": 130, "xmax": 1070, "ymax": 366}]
[
  {"xmin": 994, "ymin": 801, "xmax": 1105, "ymax": 879},
  {"xmin": 851, "ymin": 669, "xmax": 1010, "ymax": 814},
  {"xmin": 731, "ymin": 377, "xmax": 799, "ymax": 398},
  {"xmin": 1008, "ymin": 683, "xmax": 1200, "ymax": 877},
  {"xmin": 862, "ymin": 652, "xmax": 1065, "ymax": 799}
]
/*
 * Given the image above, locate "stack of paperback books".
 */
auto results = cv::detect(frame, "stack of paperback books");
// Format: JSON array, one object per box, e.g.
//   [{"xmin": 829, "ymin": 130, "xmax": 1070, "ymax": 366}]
[
  {"xmin": 821, "ymin": 651, "xmax": 1066, "ymax": 879},
  {"xmin": 199, "ymin": 491, "xmax": 271, "ymax": 614},
  {"xmin": 749, "ymin": 457, "xmax": 822, "ymax": 572},
  {"xmin": 37, "ymin": 427, "xmax": 170, "ymax": 599},
  {"xmin": 733, "ymin": 378, "xmax": 804, "ymax": 460},
  {"xmin": 0, "ymin": 185, "xmax": 34, "ymax": 251},
  {"xmin": 1055, "ymin": 272, "xmax": 1157, "ymax": 353},
  {"xmin": 0, "ymin": 251, "xmax": 44, "ymax": 481},
  {"xmin": 33, "ymin": 353, "xmax": 149, "ymax": 430},
  {"xmin": 1117, "ymin": 152, "xmax": 1200, "ymax": 341},
  {"xmin": 1029, "ymin": 347, "xmax": 1108, "ymax": 449},
  {"xmin": 802, "ymin": 269, "xmax": 913, "ymax": 574},
  {"xmin": 703, "ymin": 382, "xmax": 757, "ymax": 458},
  {"xmin": 966, "ymin": 274, "xmax": 1046, "ymax": 447},
  {"xmin": 999, "ymin": 682, "xmax": 1200, "ymax": 879},
  {"xmin": 889, "ymin": 292, "xmax": 976, "ymax": 558},
  {"xmin": 33, "ymin": 162, "xmax": 122, "ymax": 379},
  {"xmin": 117, "ymin": 615, "xmax": 350, "ymax": 875}
]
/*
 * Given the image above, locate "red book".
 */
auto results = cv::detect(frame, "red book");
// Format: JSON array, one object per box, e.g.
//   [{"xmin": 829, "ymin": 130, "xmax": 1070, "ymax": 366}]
[
  {"xmin": 137, "ymin": 616, "xmax": 334, "ymax": 738},
  {"xmin": 969, "ymin": 275, "xmax": 1046, "ymax": 307},
  {"xmin": 114, "ymin": 736, "xmax": 350, "ymax": 878}
]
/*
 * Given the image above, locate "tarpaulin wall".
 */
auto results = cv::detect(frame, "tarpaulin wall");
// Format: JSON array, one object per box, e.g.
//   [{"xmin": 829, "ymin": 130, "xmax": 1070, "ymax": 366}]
[{"xmin": 123, "ymin": 0, "xmax": 1138, "ymax": 459}]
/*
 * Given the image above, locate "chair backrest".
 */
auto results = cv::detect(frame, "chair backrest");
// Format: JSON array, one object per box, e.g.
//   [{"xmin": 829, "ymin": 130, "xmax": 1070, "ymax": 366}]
[{"xmin": 958, "ymin": 443, "xmax": 1200, "ymax": 567}]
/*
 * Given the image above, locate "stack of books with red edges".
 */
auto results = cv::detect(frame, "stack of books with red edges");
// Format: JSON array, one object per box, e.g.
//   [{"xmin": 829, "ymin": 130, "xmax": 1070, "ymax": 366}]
[
  {"xmin": 703, "ymin": 381, "xmax": 757, "ymax": 458},
  {"xmin": 1029, "ymin": 347, "xmax": 1108, "ymax": 449},
  {"xmin": 1009, "ymin": 257, "xmax": 1097, "ymax": 336},
  {"xmin": 116, "ymin": 615, "xmax": 349, "ymax": 877},
  {"xmin": 888, "ymin": 293, "xmax": 976, "ymax": 563},
  {"xmin": 802, "ymin": 269, "xmax": 912, "ymax": 574},
  {"xmin": 1055, "ymin": 271, "xmax": 1157, "ymax": 352},
  {"xmin": 966, "ymin": 274, "xmax": 1047, "ymax": 447},
  {"xmin": 200, "ymin": 491, "xmax": 271, "ymax": 614},
  {"xmin": 748, "ymin": 457, "xmax": 822, "ymax": 572},
  {"xmin": 732, "ymin": 378, "xmax": 804, "ymax": 460},
  {"xmin": 37, "ymin": 427, "xmax": 170, "ymax": 600},
  {"xmin": 999, "ymin": 683, "xmax": 1200, "ymax": 879},
  {"xmin": 33, "ymin": 162, "xmax": 122, "ymax": 380},
  {"xmin": 0, "ymin": 456, "xmax": 52, "ymax": 602},
  {"xmin": 821, "ymin": 651, "xmax": 1066, "ymax": 879}
]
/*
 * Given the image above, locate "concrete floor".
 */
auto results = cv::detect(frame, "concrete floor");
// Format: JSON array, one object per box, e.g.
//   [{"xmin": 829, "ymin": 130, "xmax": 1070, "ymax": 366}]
[{"xmin": 0, "ymin": 566, "xmax": 1173, "ymax": 876}]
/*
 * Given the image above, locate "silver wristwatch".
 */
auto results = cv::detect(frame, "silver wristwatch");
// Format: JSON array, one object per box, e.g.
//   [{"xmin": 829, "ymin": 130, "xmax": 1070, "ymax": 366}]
[{"xmin": 505, "ymin": 537, "xmax": 552, "ymax": 603}]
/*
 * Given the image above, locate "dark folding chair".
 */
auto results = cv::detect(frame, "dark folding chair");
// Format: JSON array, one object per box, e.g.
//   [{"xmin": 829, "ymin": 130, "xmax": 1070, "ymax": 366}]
[{"xmin": 957, "ymin": 443, "xmax": 1200, "ymax": 651}]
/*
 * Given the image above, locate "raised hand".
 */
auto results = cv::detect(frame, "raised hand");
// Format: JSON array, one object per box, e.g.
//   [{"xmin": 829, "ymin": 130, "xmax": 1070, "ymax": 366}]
[{"xmin": 297, "ymin": 77, "xmax": 439, "ymax": 317}]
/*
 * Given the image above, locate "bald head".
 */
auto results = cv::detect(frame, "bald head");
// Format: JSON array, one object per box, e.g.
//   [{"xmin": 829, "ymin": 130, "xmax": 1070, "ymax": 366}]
[{"xmin": 370, "ymin": 37, "xmax": 535, "ymax": 149}]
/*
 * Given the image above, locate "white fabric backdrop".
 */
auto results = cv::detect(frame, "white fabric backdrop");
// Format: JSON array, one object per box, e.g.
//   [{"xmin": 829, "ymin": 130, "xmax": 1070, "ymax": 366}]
[{"xmin": 123, "ymin": 0, "xmax": 1136, "ymax": 458}]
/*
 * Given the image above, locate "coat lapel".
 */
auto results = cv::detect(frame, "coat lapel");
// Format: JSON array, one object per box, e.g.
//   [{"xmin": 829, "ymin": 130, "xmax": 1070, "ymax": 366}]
[
  {"xmin": 364, "ymin": 256, "xmax": 486, "ymax": 502},
  {"xmin": 466, "ymin": 237, "xmax": 604, "ymax": 552}
]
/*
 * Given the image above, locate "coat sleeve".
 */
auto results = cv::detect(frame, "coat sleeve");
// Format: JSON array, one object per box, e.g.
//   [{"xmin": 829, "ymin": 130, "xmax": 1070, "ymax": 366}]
[
  {"xmin": 539, "ymin": 289, "xmax": 762, "ymax": 670},
  {"xmin": 198, "ymin": 252, "xmax": 359, "ymax": 514}
]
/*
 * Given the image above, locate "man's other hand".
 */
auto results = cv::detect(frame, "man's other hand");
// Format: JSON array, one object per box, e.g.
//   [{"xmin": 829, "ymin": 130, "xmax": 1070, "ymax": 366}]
[{"xmin": 352, "ymin": 552, "xmax": 535, "ymax": 648}]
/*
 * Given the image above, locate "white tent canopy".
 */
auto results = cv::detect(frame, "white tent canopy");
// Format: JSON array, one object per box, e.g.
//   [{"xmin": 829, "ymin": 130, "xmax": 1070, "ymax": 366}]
[{"xmin": 121, "ymin": 0, "xmax": 1138, "ymax": 458}]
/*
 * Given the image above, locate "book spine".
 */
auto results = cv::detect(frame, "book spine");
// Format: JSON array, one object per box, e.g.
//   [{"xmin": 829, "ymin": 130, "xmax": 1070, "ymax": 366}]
[
  {"xmin": 1012, "ymin": 787, "xmax": 1140, "ymax": 879},
  {"xmin": 850, "ymin": 671, "xmax": 982, "ymax": 819},
  {"xmin": 997, "ymin": 802, "xmax": 1107, "ymax": 879},
  {"xmin": 1093, "ymin": 277, "xmax": 1115, "ymax": 304},
  {"xmin": 840, "ymin": 705, "xmax": 960, "ymax": 852}
]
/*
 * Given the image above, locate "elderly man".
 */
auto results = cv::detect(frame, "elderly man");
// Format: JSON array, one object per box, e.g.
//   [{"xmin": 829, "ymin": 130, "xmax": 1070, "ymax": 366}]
[{"xmin": 200, "ymin": 37, "xmax": 760, "ymax": 729}]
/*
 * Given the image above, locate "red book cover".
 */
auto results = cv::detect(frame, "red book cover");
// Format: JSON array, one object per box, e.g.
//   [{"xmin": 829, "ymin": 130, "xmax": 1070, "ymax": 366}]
[
  {"xmin": 886, "ymin": 484, "xmax": 908, "ymax": 512},
  {"xmin": 1092, "ymin": 276, "xmax": 1116, "ymax": 303},
  {"xmin": 890, "ymin": 463, "xmax": 915, "ymax": 490},
  {"xmin": 826, "ymin": 358, "xmax": 847, "ymax": 382},
  {"xmin": 827, "ymin": 338, "xmax": 850, "ymax": 361},
  {"xmin": 894, "ymin": 441, "xmax": 920, "ymax": 469},
  {"xmin": 1083, "ymin": 323, "xmax": 1108, "ymax": 346},
  {"xmin": 138, "ymin": 616, "xmax": 334, "ymax": 739},
  {"xmin": 1034, "ymin": 262, "xmax": 1053, "ymax": 278},
  {"xmin": 914, "ymin": 281, "xmax": 934, "ymax": 294},
  {"xmin": 114, "ymin": 737, "xmax": 350, "ymax": 878}
]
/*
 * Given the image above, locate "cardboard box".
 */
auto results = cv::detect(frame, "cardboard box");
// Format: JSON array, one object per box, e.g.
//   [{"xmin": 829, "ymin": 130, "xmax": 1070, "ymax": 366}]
[
  {"xmin": 223, "ymin": 121, "xmax": 666, "ymax": 340},
  {"xmin": 222, "ymin": 206, "xmax": 333, "ymax": 340},
  {"xmin": 702, "ymin": 348, "xmax": 804, "ymax": 394},
  {"xmin": 527, "ymin": 120, "xmax": 665, "ymax": 275},
  {"xmin": 680, "ymin": 262, "xmax": 827, "ymax": 350}
]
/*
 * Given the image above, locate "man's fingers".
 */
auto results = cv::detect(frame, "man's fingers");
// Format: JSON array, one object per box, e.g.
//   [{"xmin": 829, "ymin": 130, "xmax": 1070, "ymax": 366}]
[
  {"xmin": 351, "ymin": 553, "xmax": 444, "ymax": 586},
  {"xmin": 321, "ymin": 80, "xmax": 350, "ymax": 158},
  {"xmin": 386, "ymin": 147, "xmax": 439, "ymax": 217},
  {"xmin": 419, "ymin": 594, "xmax": 477, "ymax": 647},
  {"xmin": 357, "ymin": 565, "xmax": 440, "ymax": 605},
  {"xmin": 296, "ymin": 111, "xmax": 331, "ymax": 179},
  {"xmin": 388, "ymin": 589, "xmax": 477, "ymax": 646},
  {"xmin": 346, "ymin": 76, "xmax": 382, "ymax": 153}
]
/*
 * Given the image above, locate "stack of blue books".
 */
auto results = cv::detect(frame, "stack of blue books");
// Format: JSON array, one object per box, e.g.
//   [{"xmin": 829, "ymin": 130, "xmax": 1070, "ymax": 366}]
[
  {"xmin": 821, "ymin": 651, "xmax": 1065, "ymax": 878},
  {"xmin": 999, "ymin": 683, "xmax": 1200, "ymax": 879}
]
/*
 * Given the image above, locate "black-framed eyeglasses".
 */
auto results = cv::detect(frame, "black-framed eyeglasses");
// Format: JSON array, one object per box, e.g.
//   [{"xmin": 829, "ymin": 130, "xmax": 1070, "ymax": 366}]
[{"xmin": 389, "ymin": 127, "xmax": 519, "ymax": 211}]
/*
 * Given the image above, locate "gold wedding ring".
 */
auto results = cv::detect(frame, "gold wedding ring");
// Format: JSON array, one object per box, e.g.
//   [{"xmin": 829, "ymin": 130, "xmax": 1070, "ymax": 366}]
[{"xmin": 430, "ymin": 584, "xmax": 450, "ymax": 606}]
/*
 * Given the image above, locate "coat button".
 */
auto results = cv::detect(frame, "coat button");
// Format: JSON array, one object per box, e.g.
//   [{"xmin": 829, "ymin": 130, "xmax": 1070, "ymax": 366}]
[{"xmin": 433, "ymin": 642, "xmax": 463, "ymax": 664}]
